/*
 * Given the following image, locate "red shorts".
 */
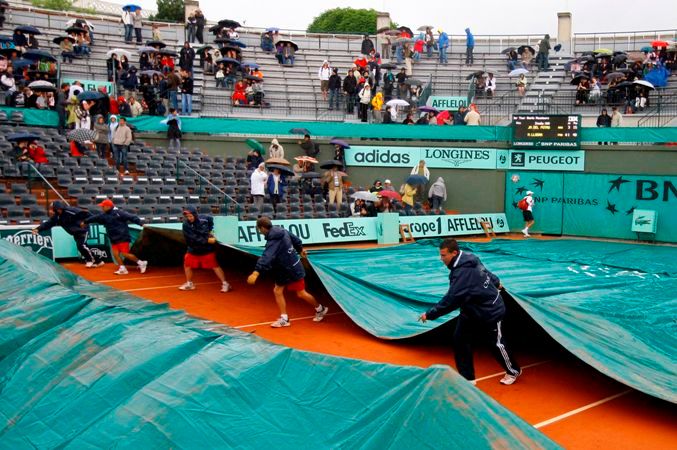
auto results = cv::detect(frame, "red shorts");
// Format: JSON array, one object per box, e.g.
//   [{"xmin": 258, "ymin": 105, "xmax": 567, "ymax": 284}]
[
  {"xmin": 184, "ymin": 252, "xmax": 219, "ymax": 269},
  {"xmin": 280, "ymin": 278, "xmax": 305, "ymax": 292},
  {"xmin": 111, "ymin": 242, "xmax": 130, "ymax": 254}
]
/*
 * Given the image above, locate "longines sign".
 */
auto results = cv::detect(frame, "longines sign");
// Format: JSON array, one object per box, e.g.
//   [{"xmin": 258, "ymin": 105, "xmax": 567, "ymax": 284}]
[{"xmin": 346, "ymin": 146, "xmax": 498, "ymax": 169}]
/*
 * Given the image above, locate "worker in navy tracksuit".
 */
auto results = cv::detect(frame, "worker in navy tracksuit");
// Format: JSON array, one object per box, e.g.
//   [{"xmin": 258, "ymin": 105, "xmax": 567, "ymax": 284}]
[
  {"xmin": 419, "ymin": 238, "xmax": 522, "ymax": 385},
  {"xmin": 247, "ymin": 216, "xmax": 328, "ymax": 328},
  {"xmin": 32, "ymin": 200, "xmax": 102, "ymax": 267},
  {"xmin": 85, "ymin": 199, "xmax": 147, "ymax": 275}
]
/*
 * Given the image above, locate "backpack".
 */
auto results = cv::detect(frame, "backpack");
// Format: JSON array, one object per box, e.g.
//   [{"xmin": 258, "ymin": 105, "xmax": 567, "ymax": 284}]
[{"xmin": 517, "ymin": 197, "xmax": 529, "ymax": 211}]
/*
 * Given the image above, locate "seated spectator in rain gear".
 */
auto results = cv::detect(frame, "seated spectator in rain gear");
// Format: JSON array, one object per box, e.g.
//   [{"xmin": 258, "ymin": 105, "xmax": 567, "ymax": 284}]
[
  {"xmin": 283, "ymin": 43, "xmax": 295, "ymax": 65},
  {"xmin": 261, "ymin": 32, "xmax": 274, "ymax": 52},
  {"xmin": 246, "ymin": 149, "xmax": 264, "ymax": 171},
  {"xmin": 428, "ymin": 177, "xmax": 447, "ymax": 211}
]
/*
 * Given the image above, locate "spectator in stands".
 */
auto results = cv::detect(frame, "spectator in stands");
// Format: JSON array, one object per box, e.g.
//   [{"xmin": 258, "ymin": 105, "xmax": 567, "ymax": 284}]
[
  {"xmin": 55, "ymin": 83, "xmax": 69, "ymax": 132},
  {"xmin": 194, "ymin": 9, "xmax": 206, "ymax": 44},
  {"xmin": 328, "ymin": 68, "xmax": 341, "ymax": 110},
  {"xmin": 371, "ymin": 90, "xmax": 384, "ymax": 123},
  {"xmin": 383, "ymin": 106, "xmax": 394, "ymax": 123},
  {"xmin": 299, "ymin": 134, "xmax": 319, "ymax": 159},
  {"xmin": 180, "ymin": 69, "xmax": 193, "ymax": 115},
  {"xmin": 27, "ymin": 141, "xmax": 48, "ymax": 167},
  {"xmin": 484, "ymin": 73, "xmax": 496, "ymax": 97},
  {"xmin": 266, "ymin": 167, "xmax": 286, "ymax": 210},
  {"xmin": 74, "ymin": 33, "xmax": 90, "ymax": 58},
  {"xmin": 379, "ymin": 31, "xmax": 391, "ymax": 60},
  {"xmin": 464, "ymin": 104, "xmax": 481, "ymax": 125},
  {"xmin": 161, "ymin": 108, "xmax": 181, "ymax": 150},
  {"xmin": 151, "ymin": 24, "xmax": 161, "ymax": 42},
  {"xmin": 117, "ymin": 96, "xmax": 132, "ymax": 117},
  {"xmin": 140, "ymin": 74, "xmax": 158, "ymax": 115},
  {"xmin": 66, "ymin": 96, "xmax": 79, "ymax": 129},
  {"xmin": 358, "ymin": 83, "xmax": 372, "ymax": 122},
  {"xmin": 361, "ymin": 35, "xmax": 374, "ymax": 57},
  {"xmin": 246, "ymin": 149, "xmax": 264, "ymax": 171},
  {"xmin": 343, "ymin": 69, "xmax": 357, "ymax": 114},
  {"xmin": 318, "ymin": 60, "xmax": 331, "ymax": 101},
  {"xmin": 465, "ymin": 28, "xmax": 474, "ymax": 65},
  {"xmin": 1, "ymin": 66, "xmax": 17, "ymax": 106},
  {"xmin": 411, "ymin": 160, "xmax": 430, "ymax": 180},
  {"xmin": 596, "ymin": 108, "xmax": 611, "ymax": 145},
  {"xmin": 324, "ymin": 165, "xmax": 345, "ymax": 205},
  {"xmin": 60, "ymin": 37, "xmax": 75, "ymax": 63},
  {"xmin": 128, "ymin": 96, "xmax": 143, "ymax": 117},
  {"xmin": 423, "ymin": 28, "xmax": 435, "ymax": 58},
  {"xmin": 333, "ymin": 144, "xmax": 346, "ymax": 168},
  {"xmin": 69, "ymin": 81, "xmax": 85, "ymax": 101},
  {"xmin": 179, "ymin": 41, "xmax": 195, "ymax": 74},
  {"xmin": 402, "ymin": 112, "xmax": 415, "ymax": 124},
  {"xmin": 215, "ymin": 64, "xmax": 225, "ymax": 88},
  {"xmin": 274, "ymin": 42, "xmax": 284, "ymax": 64},
  {"xmin": 13, "ymin": 29, "xmax": 26, "ymax": 51},
  {"xmin": 268, "ymin": 139, "xmax": 284, "ymax": 159},
  {"xmin": 403, "ymin": 43, "xmax": 413, "ymax": 75},
  {"xmin": 428, "ymin": 177, "xmax": 447, "ymax": 212},
  {"xmin": 112, "ymin": 116, "xmax": 133, "ymax": 174},
  {"xmin": 132, "ymin": 9, "xmax": 143, "ymax": 44},
  {"xmin": 166, "ymin": 69, "xmax": 180, "ymax": 110},
  {"xmin": 120, "ymin": 67, "xmax": 139, "ymax": 97},
  {"xmin": 85, "ymin": 199, "xmax": 147, "ymax": 276},
  {"xmin": 536, "ymin": 34, "xmax": 551, "ymax": 71},
  {"xmin": 413, "ymin": 37, "xmax": 424, "ymax": 62},
  {"xmin": 369, "ymin": 180, "xmax": 383, "ymax": 193},
  {"xmin": 34, "ymin": 201, "xmax": 103, "ymax": 267},
  {"xmin": 232, "ymin": 78, "xmax": 247, "ymax": 105},
  {"xmin": 122, "ymin": 9, "xmax": 134, "ymax": 43},
  {"xmin": 437, "ymin": 29, "xmax": 449, "ymax": 64},
  {"xmin": 575, "ymin": 78, "xmax": 590, "ymax": 105},
  {"xmin": 516, "ymin": 73, "xmax": 527, "ymax": 96},
  {"xmin": 108, "ymin": 113, "xmax": 118, "ymax": 140},
  {"xmin": 93, "ymin": 115, "xmax": 109, "ymax": 158},
  {"xmin": 261, "ymin": 31, "xmax": 274, "ymax": 52},
  {"xmin": 589, "ymin": 77, "xmax": 601, "ymax": 104},
  {"xmin": 454, "ymin": 107, "xmax": 468, "ymax": 125},
  {"xmin": 382, "ymin": 179, "xmax": 395, "ymax": 191},
  {"xmin": 250, "ymin": 162, "xmax": 268, "ymax": 209},
  {"xmin": 401, "ymin": 183, "xmax": 416, "ymax": 214},
  {"xmin": 611, "ymin": 106, "xmax": 623, "ymax": 127},
  {"xmin": 283, "ymin": 43, "xmax": 295, "ymax": 66}
]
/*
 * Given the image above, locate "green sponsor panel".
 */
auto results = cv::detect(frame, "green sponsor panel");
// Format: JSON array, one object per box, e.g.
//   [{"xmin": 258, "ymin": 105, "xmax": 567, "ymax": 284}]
[
  {"xmin": 505, "ymin": 172, "xmax": 565, "ymax": 234},
  {"xmin": 0, "ymin": 226, "xmax": 54, "ymax": 259},
  {"xmin": 347, "ymin": 146, "xmax": 497, "ymax": 169},
  {"xmin": 425, "ymin": 95, "xmax": 468, "ymax": 109},
  {"xmin": 62, "ymin": 77, "xmax": 114, "ymax": 95},
  {"xmin": 508, "ymin": 150, "xmax": 585, "ymax": 171},
  {"xmin": 238, "ymin": 217, "xmax": 378, "ymax": 246},
  {"xmin": 561, "ymin": 173, "xmax": 677, "ymax": 242},
  {"xmin": 400, "ymin": 213, "xmax": 509, "ymax": 238}
]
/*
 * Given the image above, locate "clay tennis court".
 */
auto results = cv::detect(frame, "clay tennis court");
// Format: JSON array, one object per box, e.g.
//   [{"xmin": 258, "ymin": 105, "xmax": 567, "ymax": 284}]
[{"xmin": 64, "ymin": 235, "xmax": 677, "ymax": 449}]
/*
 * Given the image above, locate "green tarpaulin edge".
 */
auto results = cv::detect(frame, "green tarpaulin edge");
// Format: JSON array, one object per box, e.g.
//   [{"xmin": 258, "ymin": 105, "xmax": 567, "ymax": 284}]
[
  {"xmin": 0, "ymin": 240, "xmax": 559, "ymax": 449},
  {"xmin": 0, "ymin": 106, "xmax": 59, "ymax": 127}
]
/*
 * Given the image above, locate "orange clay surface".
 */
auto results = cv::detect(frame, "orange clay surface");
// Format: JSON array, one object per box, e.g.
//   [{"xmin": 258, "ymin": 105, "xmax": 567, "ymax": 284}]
[{"xmin": 64, "ymin": 234, "xmax": 677, "ymax": 449}]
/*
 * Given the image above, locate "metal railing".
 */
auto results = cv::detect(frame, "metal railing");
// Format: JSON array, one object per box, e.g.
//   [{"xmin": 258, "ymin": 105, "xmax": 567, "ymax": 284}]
[
  {"xmin": 573, "ymin": 29, "xmax": 677, "ymax": 54},
  {"xmin": 418, "ymin": 74, "xmax": 434, "ymax": 107},
  {"xmin": 637, "ymin": 93, "xmax": 677, "ymax": 127},
  {"xmin": 477, "ymin": 90, "xmax": 521, "ymax": 125},
  {"xmin": 25, "ymin": 162, "xmax": 69, "ymax": 210},
  {"xmin": 175, "ymin": 160, "xmax": 242, "ymax": 218}
]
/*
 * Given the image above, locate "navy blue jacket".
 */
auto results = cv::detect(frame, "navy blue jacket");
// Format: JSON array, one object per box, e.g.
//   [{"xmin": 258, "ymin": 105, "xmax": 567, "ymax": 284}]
[
  {"xmin": 86, "ymin": 207, "xmax": 141, "ymax": 244},
  {"xmin": 255, "ymin": 226, "xmax": 305, "ymax": 286},
  {"xmin": 182, "ymin": 206, "xmax": 215, "ymax": 255},
  {"xmin": 426, "ymin": 251, "xmax": 505, "ymax": 323},
  {"xmin": 37, "ymin": 201, "xmax": 90, "ymax": 237},
  {"xmin": 266, "ymin": 174, "xmax": 286, "ymax": 198}
]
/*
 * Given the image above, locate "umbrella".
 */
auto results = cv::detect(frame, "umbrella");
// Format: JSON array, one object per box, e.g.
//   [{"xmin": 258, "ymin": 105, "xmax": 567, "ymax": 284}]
[
  {"xmin": 386, "ymin": 99, "xmax": 410, "ymax": 107},
  {"xmin": 266, "ymin": 27, "xmax": 279, "ymax": 33},
  {"xmin": 245, "ymin": 138, "xmax": 264, "ymax": 154},
  {"xmin": 398, "ymin": 26, "xmax": 414, "ymax": 36},
  {"xmin": 214, "ymin": 37, "xmax": 232, "ymax": 45},
  {"xmin": 28, "ymin": 80, "xmax": 56, "ymax": 92},
  {"xmin": 378, "ymin": 190, "xmax": 402, "ymax": 201},
  {"xmin": 266, "ymin": 164, "xmax": 294, "ymax": 176},
  {"xmin": 395, "ymin": 37, "xmax": 414, "ymax": 45},
  {"xmin": 594, "ymin": 48, "xmax": 613, "ymax": 55},
  {"xmin": 10, "ymin": 58, "xmax": 33, "ymax": 69},
  {"xmin": 319, "ymin": 160, "xmax": 344, "ymax": 169},
  {"xmin": 351, "ymin": 191, "xmax": 379, "ymax": 202},
  {"xmin": 140, "ymin": 70, "xmax": 163, "ymax": 77},
  {"xmin": 300, "ymin": 172, "xmax": 321, "ymax": 179},
  {"xmin": 242, "ymin": 61, "xmax": 259, "ymax": 68},
  {"xmin": 404, "ymin": 79, "xmax": 423, "ymax": 86},
  {"xmin": 22, "ymin": 49, "xmax": 56, "ymax": 62},
  {"xmin": 380, "ymin": 62, "xmax": 397, "ymax": 70},
  {"xmin": 14, "ymin": 26, "xmax": 40, "ymax": 35},
  {"xmin": 266, "ymin": 157, "xmax": 290, "ymax": 166},
  {"xmin": 122, "ymin": 4, "xmax": 141, "ymax": 12},
  {"xmin": 0, "ymin": 35, "xmax": 13, "ymax": 42},
  {"xmin": 146, "ymin": 40, "xmax": 166, "ymax": 48},
  {"xmin": 651, "ymin": 40, "xmax": 669, "ymax": 48},
  {"xmin": 219, "ymin": 19, "xmax": 242, "ymax": 29},
  {"xmin": 570, "ymin": 74, "xmax": 591, "ymax": 85},
  {"xmin": 554, "ymin": 44, "xmax": 562, "ymax": 52},
  {"xmin": 52, "ymin": 35, "xmax": 75, "ymax": 44},
  {"xmin": 228, "ymin": 40, "xmax": 247, "ymax": 48},
  {"xmin": 215, "ymin": 57, "xmax": 241, "ymax": 66},
  {"xmin": 508, "ymin": 68, "xmax": 529, "ymax": 76},
  {"xmin": 244, "ymin": 75, "xmax": 263, "ymax": 82},
  {"xmin": 137, "ymin": 46, "xmax": 158, "ymax": 54},
  {"xmin": 65, "ymin": 26, "xmax": 86, "ymax": 34},
  {"xmin": 289, "ymin": 127, "xmax": 310, "ymax": 135},
  {"xmin": 419, "ymin": 106, "xmax": 439, "ymax": 114},
  {"xmin": 276, "ymin": 40, "xmax": 298, "ymax": 51},
  {"xmin": 385, "ymin": 30, "xmax": 401, "ymax": 36},
  {"xmin": 609, "ymin": 81, "xmax": 633, "ymax": 90},
  {"xmin": 67, "ymin": 129, "xmax": 97, "ymax": 144},
  {"xmin": 634, "ymin": 80, "xmax": 655, "ymax": 90},
  {"xmin": 517, "ymin": 45, "xmax": 535, "ymax": 55},
  {"xmin": 66, "ymin": 18, "xmax": 94, "ymax": 29},
  {"xmin": 612, "ymin": 54, "xmax": 628, "ymax": 65},
  {"xmin": 77, "ymin": 91, "xmax": 105, "ymax": 101},
  {"xmin": 640, "ymin": 46, "xmax": 653, "ymax": 53},
  {"xmin": 7, "ymin": 132, "xmax": 40, "ymax": 142},
  {"xmin": 329, "ymin": 138, "xmax": 350, "ymax": 148},
  {"xmin": 576, "ymin": 55, "xmax": 595, "ymax": 63},
  {"xmin": 106, "ymin": 48, "xmax": 132, "ymax": 59},
  {"xmin": 466, "ymin": 70, "xmax": 485, "ymax": 80},
  {"xmin": 501, "ymin": 47, "xmax": 516, "ymax": 55},
  {"xmin": 294, "ymin": 156, "xmax": 318, "ymax": 164},
  {"xmin": 159, "ymin": 49, "xmax": 178, "ymax": 57},
  {"xmin": 196, "ymin": 45, "xmax": 214, "ymax": 53},
  {"xmin": 417, "ymin": 25, "xmax": 433, "ymax": 31},
  {"xmin": 220, "ymin": 44, "xmax": 242, "ymax": 53},
  {"xmin": 436, "ymin": 110, "xmax": 452, "ymax": 125},
  {"xmin": 406, "ymin": 175, "xmax": 428, "ymax": 186},
  {"xmin": 377, "ymin": 27, "xmax": 391, "ymax": 34},
  {"xmin": 606, "ymin": 72, "xmax": 625, "ymax": 82},
  {"xmin": 0, "ymin": 47, "xmax": 20, "ymax": 57}
]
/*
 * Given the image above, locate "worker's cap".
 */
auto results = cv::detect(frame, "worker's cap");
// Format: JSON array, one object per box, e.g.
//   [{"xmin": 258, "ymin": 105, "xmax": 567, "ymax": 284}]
[{"xmin": 98, "ymin": 199, "xmax": 114, "ymax": 208}]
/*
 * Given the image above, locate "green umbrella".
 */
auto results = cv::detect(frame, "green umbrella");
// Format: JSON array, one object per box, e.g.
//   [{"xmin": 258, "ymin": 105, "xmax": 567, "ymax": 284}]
[
  {"xmin": 246, "ymin": 138, "xmax": 265, "ymax": 155},
  {"xmin": 594, "ymin": 48, "xmax": 612, "ymax": 55}
]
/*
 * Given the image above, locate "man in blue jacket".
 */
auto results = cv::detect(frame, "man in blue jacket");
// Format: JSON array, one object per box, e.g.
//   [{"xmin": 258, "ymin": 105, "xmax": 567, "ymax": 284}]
[
  {"xmin": 465, "ymin": 28, "xmax": 474, "ymax": 65},
  {"xmin": 437, "ymin": 29, "xmax": 449, "ymax": 64},
  {"xmin": 179, "ymin": 206, "xmax": 231, "ymax": 292},
  {"xmin": 32, "ymin": 200, "xmax": 103, "ymax": 267},
  {"xmin": 419, "ymin": 239, "xmax": 521, "ymax": 385},
  {"xmin": 247, "ymin": 216, "xmax": 328, "ymax": 328},
  {"xmin": 85, "ymin": 199, "xmax": 147, "ymax": 275}
]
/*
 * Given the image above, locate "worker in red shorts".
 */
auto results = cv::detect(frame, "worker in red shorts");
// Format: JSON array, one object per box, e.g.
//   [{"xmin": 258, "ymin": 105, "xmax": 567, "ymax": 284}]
[
  {"xmin": 179, "ymin": 206, "xmax": 231, "ymax": 292},
  {"xmin": 247, "ymin": 216, "xmax": 328, "ymax": 328}
]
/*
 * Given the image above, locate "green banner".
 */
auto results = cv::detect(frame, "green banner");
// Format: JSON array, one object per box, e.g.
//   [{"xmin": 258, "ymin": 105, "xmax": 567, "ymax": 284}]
[
  {"xmin": 425, "ymin": 96, "xmax": 468, "ymax": 110},
  {"xmin": 0, "ymin": 106, "xmax": 59, "ymax": 127},
  {"xmin": 62, "ymin": 78, "xmax": 114, "ymax": 95},
  {"xmin": 347, "ymin": 146, "xmax": 497, "ymax": 169},
  {"xmin": 238, "ymin": 217, "xmax": 378, "ymax": 246},
  {"xmin": 505, "ymin": 172, "xmax": 677, "ymax": 242},
  {"xmin": 501, "ymin": 149, "xmax": 585, "ymax": 171},
  {"xmin": 400, "ymin": 213, "xmax": 508, "ymax": 238},
  {"xmin": 0, "ymin": 226, "xmax": 54, "ymax": 259}
]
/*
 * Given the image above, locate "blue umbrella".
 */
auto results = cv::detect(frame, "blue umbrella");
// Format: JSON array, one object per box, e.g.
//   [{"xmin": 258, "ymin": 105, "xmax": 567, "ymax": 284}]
[
  {"xmin": 406, "ymin": 175, "xmax": 428, "ymax": 186},
  {"xmin": 215, "ymin": 57, "xmax": 241, "ymax": 66},
  {"xmin": 241, "ymin": 61, "xmax": 259, "ymax": 68},
  {"xmin": 22, "ymin": 49, "xmax": 57, "ymax": 62},
  {"xmin": 289, "ymin": 127, "xmax": 310, "ymax": 135},
  {"xmin": 7, "ymin": 132, "xmax": 40, "ymax": 142},
  {"xmin": 77, "ymin": 91, "xmax": 106, "ymax": 101},
  {"xmin": 640, "ymin": 46, "xmax": 653, "ymax": 52},
  {"xmin": 11, "ymin": 58, "xmax": 34, "ymax": 69},
  {"xmin": 122, "ymin": 4, "xmax": 141, "ymax": 12},
  {"xmin": 14, "ymin": 25, "xmax": 41, "ymax": 35},
  {"xmin": 0, "ymin": 35, "xmax": 14, "ymax": 43},
  {"xmin": 329, "ymin": 138, "xmax": 350, "ymax": 148},
  {"xmin": 229, "ymin": 40, "xmax": 246, "ymax": 48},
  {"xmin": 266, "ymin": 27, "xmax": 279, "ymax": 33}
]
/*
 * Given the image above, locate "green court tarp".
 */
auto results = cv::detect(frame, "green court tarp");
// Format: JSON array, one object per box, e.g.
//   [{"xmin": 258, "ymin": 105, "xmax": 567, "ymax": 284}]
[
  {"xmin": 0, "ymin": 240, "xmax": 558, "ymax": 449},
  {"xmin": 0, "ymin": 106, "xmax": 59, "ymax": 127},
  {"xmin": 305, "ymin": 239, "xmax": 677, "ymax": 403}
]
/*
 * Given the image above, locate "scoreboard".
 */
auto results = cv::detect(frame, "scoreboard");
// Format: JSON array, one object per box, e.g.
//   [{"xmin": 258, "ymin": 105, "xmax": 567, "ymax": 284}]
[{"xmin": 511, "ymin": 114, "xmax": 581, "ymax": 149}]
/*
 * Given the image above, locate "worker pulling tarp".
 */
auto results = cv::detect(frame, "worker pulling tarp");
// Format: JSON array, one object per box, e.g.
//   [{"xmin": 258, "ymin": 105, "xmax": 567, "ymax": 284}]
[{"xmin": 0, "ymin": 240, "xmax": 558, "ymax": 448}]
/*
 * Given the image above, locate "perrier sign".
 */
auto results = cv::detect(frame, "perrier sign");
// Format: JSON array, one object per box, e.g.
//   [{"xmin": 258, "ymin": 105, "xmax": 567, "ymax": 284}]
[{"xmin": 1, "ymin": 228, "xmax": 54, "ymax": 260}]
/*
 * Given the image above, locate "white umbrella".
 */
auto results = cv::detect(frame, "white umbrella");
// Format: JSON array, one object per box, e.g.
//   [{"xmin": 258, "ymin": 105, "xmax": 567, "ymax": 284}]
[
  {"xmin": 66, "ymin": 18, "xmax": 95, "ymax": 30},
  {"xmin": 508, "ymin": 68, "xmax": 529, "ymax": 76},
  {"xmin": 350, "ymin": 191, "xmax": 379, "ymax": 202},
  {"xmin": 386, "ymin": 99, "xmax": 410, "ymax": 108},
  {"xmin": 633, "ymin": 80, "xmax": 655, "ymax": 90},
  {"xmin": 106, "ymin": 48, "xmax": 132, "ymax": 59}
]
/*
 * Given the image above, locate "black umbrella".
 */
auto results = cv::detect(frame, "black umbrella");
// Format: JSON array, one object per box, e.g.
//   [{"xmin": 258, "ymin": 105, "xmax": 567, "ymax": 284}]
[
  {"xmin": 570, "ymin": 75, "xmax": 590, "ymax": 85},
  {"xmin": 159, "ymin": 49, "xmax": 178, "ymax": 57},
  {"xmin": 7, "ymin": 132, "xmax": 40, "ymax": 142},
  {"xmin": 266, "ymin": 164, "xmax": 294, "ymax": 176},
  {"xmin": 14, "ymin": 25, "xmax": 41, "ymax": 35},
  {"xmin": 609, "ymin": 81, "xmax": 633, "ymax": 90},
  {"xmin": 289, "ymin": 128, "xmax": 310, "ymax": 135},
  {"xmin": 319, "ymin": 160, "xmax": 344, "ymax": 169},
  {"xmin": 65, "ymin": 26, "xmax": 86, "ymax": 34},
  {"xmin": 576, "ymin": 55, "xmax": 595, "ymax": 63},
  {"xmin": 145, "ymin": 40, "xmax": 166, "ymax": 48},
  {"xmin": 214, "ymin": 37, "xmax": 232, "ymax": 45},
  {"xmin": 612, "ymin": 54, "xmax": 628, "ymax": 65},
  {"xmin": 380, "ymin": 62, "xmax": 397, "ymax": 70},
  {"xmin": 517, "ymin": 45, "xmax": 535, "ymax": 55},
  {"xmin": 466, "ymin": 70, "xmax": 484, "ymax": 80},
  {"xmin": 220, "ymin": 44, "xmax": 242, "ymax": 53},
  {"xmin": 218, "ymin": 19, "xmax": 242, "ymax": 29},
  {"xmin": 67, "ymin": 128, "xmax": 97, "ymax": 143},
  {"xmin": 215, "ymin": 57, "xmax": 241, "ymax": 66},
  {"xmin": 23, "ymin": 49, "xmax": 57, "ymax": 62},
  {"xmin": 209, "ymin": 24, "xmax": 224, "ymax": 34},
  {"xmin": 404, "ymin": 79, "xmax": 423, "ymax": 86},
  {"xmin": 53, "ymin": 36, "xmax": 75, "ymax": 45},
  {"xmin": 300, "ymin": 172, "xmax": 321, "ymax": 179},
  {"xmin": 606, "ymin": 72, "xmax": 625, "ymax": 82},
  {"xmin": 276, "ymin": 40, "xmax": 298, "ymax": 51},
  {"xmin": 196, "ymin": 45, "xmax": 214, "ymax": 53},
  {"xmin": 501, "ymin": 47, "xmax": 516, "ymax": 55},
  {"xmin": 0, "ymin": 47, "xmax": 20, "ymax": 57},
  {"xmin": 581, "ymin": 51, "xmax": 594, "ymax": 56},
  {"xmin": 329, "ymin": 138, "xmax": 350, "ymax": 148}
]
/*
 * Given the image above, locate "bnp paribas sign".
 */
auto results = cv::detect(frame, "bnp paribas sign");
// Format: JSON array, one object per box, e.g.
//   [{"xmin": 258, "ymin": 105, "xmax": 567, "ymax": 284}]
[{"xmin": 1, "ymin": 228, "xmax": 54, "ymax": 259}]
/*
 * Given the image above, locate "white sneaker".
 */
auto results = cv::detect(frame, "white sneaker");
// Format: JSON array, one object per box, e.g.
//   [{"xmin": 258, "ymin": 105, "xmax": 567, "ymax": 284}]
[
  {"xmin": 114, "ymin": 266, "xmax": 129, "ymax": 275},
  {"xmin": 521, "ymin": 227, "xmax": 528, "ymax": 236},
  {"xmin": 95, "ymin": 261, "xmax": 105, "ymax": 267},
  {"xmin": 179, "ymin": 281, "xmax": 195, "ymax": 291},
  {"xmin": 221, "ymin": 281, "xmax": 231, "ymax": 293},
  {"xmin": 270, "ymin": 317, "xmax": 291, "ymax": 328},
  {"xmin": 138, "ymin": 260, "xmax": 148, "ymax": 274},
  {"xmin": 313, "ymin": 306, "xmax": 329, "ymax": 322},
  {"xmin": 85, "ymin": 261, "xmax": 94, "ymax": 268},
  {"xmin": 500, "ymin": 370, "xmax": 522, "ymax": 385},
  {"xmin": 124, "ymin": 170, "xmax": 130, "ymax": 175}
]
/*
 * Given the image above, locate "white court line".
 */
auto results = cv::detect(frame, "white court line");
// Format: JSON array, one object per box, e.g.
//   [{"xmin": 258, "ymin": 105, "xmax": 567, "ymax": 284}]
[
  {"xmin": 122, "ymin": 282, "xmax": 222, "ymax": 292},
  {"xmin": 533, "ymin": 390, "xmax": 632, "ymax": 429},
  {"xmin": 234, "ymin": 311, "xmax": 345, "ymax": 329},
  {"xmin": 474, "ymin": 359, "xmax": 553, "ymax": 382},
  {"xmin": 97, "ymin": 274, "xmax": 184, "ymax": 283}
]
